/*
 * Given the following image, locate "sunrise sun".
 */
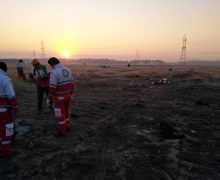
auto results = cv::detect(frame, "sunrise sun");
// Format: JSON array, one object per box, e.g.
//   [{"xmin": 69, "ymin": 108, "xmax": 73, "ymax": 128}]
[{"xmin": 63, "ymin": 50, "xmax": 70, "ymax": 58}]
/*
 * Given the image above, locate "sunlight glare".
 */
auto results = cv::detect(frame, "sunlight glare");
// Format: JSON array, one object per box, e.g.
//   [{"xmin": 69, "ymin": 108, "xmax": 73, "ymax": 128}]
[{"xmin": 63, "ymin": 50, "xmax": 70, "ymax": 58}]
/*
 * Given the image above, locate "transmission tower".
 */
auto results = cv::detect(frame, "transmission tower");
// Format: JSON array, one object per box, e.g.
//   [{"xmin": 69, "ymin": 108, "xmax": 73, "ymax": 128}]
[
  {"xmin": 33, "ymin": 50, "xmax": 36, "ymax": 59},
  {"xmin": 136, "ymin": 49, "xmax": 139, "ymax": 61},
  {"xmin": 180, "ymin": 34, "xmax": 187, "ymax": 64},
  {"xmin": 41, "ymin": 39, "xmax": 45, "ymax": 60}
]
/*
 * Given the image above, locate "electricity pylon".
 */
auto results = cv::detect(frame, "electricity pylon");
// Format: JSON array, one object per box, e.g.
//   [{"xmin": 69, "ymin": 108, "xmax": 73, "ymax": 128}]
[
  {"xmin": 180, "ymin": 34, "xmax": 187, "ymax": 64},
  {"xmin": 41, "ymin": 39, "xmax": 45, "ymax": 60},
  {"xmin": 33, "ymin": 50, "xmax": 36, "ymax": 59},
  {"xmin": 136, "ymin": 49, "xmax": 139, "ymax": 61}
]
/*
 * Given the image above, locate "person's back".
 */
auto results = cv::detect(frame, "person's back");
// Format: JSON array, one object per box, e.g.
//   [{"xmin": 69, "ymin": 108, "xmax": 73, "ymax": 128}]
[
  {"xmin": 0, "ymin": 68, "xmax": 9, "ymax": 86},
  {"xmin": 16, "ymin": 60, "xmax": 26, "ymax": 80},
  {"xmin": 0, "ymin": 69, "xmax": 17, "ymax": 105},
  {"xmin": 16, "ymin": 60, "xmax": 24, "ymax": 69},
  {"xmin": 50, "ymin": 63, "xmax": 73, "ymax": 96}
]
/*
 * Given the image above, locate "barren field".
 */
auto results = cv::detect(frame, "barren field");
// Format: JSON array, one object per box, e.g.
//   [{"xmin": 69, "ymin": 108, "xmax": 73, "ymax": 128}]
[{"xmin": 1, "ymin": 64, "xmax": 220, "ymax": 180}]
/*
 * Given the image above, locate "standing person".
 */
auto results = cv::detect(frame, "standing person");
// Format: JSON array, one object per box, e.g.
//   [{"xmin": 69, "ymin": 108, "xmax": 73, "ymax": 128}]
[
  {"xmin": 0, "ymin": 62, "xmax": 18, "ymax": 156},
  {"xmin": 16, "ymin": 59, "xmax": 26, "ymax": 80},
  {"xmin": 29, "ymin": 59, "xmax": 52, "ymax": 114},
  {"xmin": 48, "ymin": 57, "xmax": 74, "ymax": 136}
]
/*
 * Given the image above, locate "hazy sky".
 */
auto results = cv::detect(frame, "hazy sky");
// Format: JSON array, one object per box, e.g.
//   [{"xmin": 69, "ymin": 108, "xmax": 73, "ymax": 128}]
[{"xmin": 0, "ymin": 0, "xmax": 220, "ymax": 61}]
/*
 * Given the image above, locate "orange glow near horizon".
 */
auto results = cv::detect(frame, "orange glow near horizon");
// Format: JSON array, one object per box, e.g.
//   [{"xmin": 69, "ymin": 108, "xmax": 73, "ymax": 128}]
[
  {"xmin": 54, "ymin": 42, "xmax": 79, "ymax": 59},
  {"xmin": 0, "ymin": 1, "xmax": 220, "ymax": 61}
]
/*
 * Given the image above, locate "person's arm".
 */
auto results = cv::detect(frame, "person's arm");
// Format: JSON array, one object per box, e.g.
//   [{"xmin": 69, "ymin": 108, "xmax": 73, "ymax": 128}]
[
  {"xmin": 66, "ymin": 69, "xmax": 74, "ymax": 95},
  {"xmin": 71, "ymin": 73, "xmax": 74, "ymax": 95},
  {"xmin": 29, "ymin": 73, "xmax": 36, "ymax": 82},
  {"xmin": 49, "ymin": 71, "xmax": 57, "ymax": 96},
  {"xmin": 29, "ymin": 69, "xmax": 36, "ymax": 83},
  {"xmin": 4, "ymin": 80, "xmax": 18, "ymax": 113}
]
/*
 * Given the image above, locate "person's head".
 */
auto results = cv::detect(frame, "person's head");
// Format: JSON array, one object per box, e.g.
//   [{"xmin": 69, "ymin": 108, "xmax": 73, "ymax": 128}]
[
  {"xmin": 48, "ymin": 57, "xmax": 60, "ymax": 68},
  {"xmin": 31, "ymin": 59, "xmax": 40, "ymax": 67},
  {"xmin": 0, "ymin": 62, "xmax": 7, "ymax": 72},
  {"xmin": 19, "ymin": 59, "xmax": 23, "ymax": 63}
]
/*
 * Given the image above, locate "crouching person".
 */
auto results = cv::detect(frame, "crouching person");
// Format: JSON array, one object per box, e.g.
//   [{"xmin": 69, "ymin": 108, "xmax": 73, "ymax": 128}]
[
  {"xmin": 0, "ymin": 62, "xmax": 18, "ymax": 156},
  {"xmin": 48, "ymin": 57, "xmax": 74, "ymax": 136}
]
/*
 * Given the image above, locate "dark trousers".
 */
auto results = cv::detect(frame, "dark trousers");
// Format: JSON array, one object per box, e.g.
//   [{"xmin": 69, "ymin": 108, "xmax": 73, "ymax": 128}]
[
  {"xmin": 37, "ymin": 86, "xmax": 49, "ymax": 112},
  {"xmin": 17, "ymin": 69, "xmax": 26, "ymax": 80}
]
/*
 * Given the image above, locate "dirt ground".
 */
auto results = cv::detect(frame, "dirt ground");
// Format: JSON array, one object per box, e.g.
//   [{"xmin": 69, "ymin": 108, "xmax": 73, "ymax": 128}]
[{"xmin": 1, "ymin": 64, "xmax": 220, "ymax": 180}]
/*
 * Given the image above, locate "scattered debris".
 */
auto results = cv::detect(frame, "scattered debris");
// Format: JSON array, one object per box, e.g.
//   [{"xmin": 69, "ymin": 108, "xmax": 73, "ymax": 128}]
[
  {"xmin": 14, "ymin": 120, "xmax": 31, "ymax": 136},
  {"xmin": 5, "ymin": 65, "xmax": 220, "ymax": 179},
  {"xmin": 150, "ymin": 78, "xmax": 171, "ymax": 85},
  {"xmin": 129, "ymin": 81, "xmax": 135, "ymax": 86}
]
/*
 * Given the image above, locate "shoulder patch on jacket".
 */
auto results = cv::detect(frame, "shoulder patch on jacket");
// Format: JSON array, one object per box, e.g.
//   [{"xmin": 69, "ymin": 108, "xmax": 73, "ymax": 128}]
[{"xmin": 62, "ymin": 69, "xmax": 69, "ymax": 77}]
